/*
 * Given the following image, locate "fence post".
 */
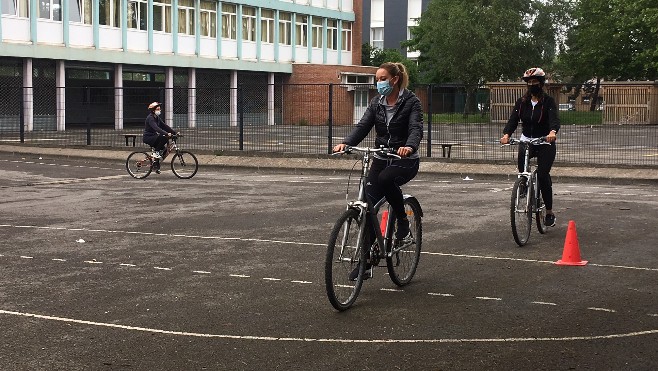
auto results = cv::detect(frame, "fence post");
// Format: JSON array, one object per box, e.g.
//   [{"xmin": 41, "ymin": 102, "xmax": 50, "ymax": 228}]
[
  {"xmin": 426, "ymin": 84, "xmax": 433, "ymax": 157},
  {"xmin": 85, "ymin": 86, "xmax": 91, "ymax": 145},
  {"xmin": 238, "ymin": 85, "xmax": 244, "ymax": 151},
  {"xmin": 19, "ymin": 88, "xmax": 24, "ymax": 143},
  {"xmin": 328, "ymin": 83, "xmax": 333, "ymax": 154}
]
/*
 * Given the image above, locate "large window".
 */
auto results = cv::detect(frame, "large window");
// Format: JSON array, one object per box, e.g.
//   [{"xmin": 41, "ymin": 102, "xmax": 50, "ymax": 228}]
[
  {"xmin": 342, "ymin": 21, "xmax": 352, "ymax": 51},
  {"xmin": 200, "ymin": 0, "xmax": 216, "ymax": 37},
  {"xmin": 153, "ymin": 0, "xmax": 172, "ymax": 33},
  {"xmin": 2, "ymin": 0, "xmax": 29, "ymax": 17},
  {"xmin": 70, "ymin": 0, "xmax": 92, "ymax": 24},
  {"xmin": 178, "ymin": 0, "xmax": 194, "ymax": 35},
  {"xmin": 311, "ymin": 18, "xmax": 323, "ymax": 48},
  {"xmin": 242, "ymin": 6, "xmax": 256, "ymax": 41},
  {"xmin": 278, "ymin": 12, "xmax": 291, "ymax": 45},
  {"xmin": 327, "ymin": 20, "xmax": 338, "ymax": 50},
  {"xmin": 261, "ymin": 9, "xmax": 274, "ymax": 44},
  {"xmin": 370, "ymin": 27, "xmax": 383, "ymax": 49},
  {"xmin": 295, "ymin": 15, "xmax": 307, "ymax": 47},
  {"xmin": 127, "ymin": 0, "xmax": 147, "ymax": 30},
  {"xmin": 221, "ymin": 3, "xmax": 236, "ymax": 39},
  {"xmin": 39, "ymin": 0, "xmax": 61, "ymax": 21},
  {"xmin": 100, "ymin": 0, "xmax": 121, "ymax": 27}
]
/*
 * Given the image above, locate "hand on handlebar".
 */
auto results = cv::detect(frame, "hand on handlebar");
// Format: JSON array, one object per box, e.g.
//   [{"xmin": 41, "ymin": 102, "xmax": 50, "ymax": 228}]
[
  {"xmin": 546, "ymin": 130, "xmax": 557, "ymax": 143},
  {"xmin": 397, "ymin": 146, "xmax": 413, "ymax": 158},
  {"xmin": 333, "ymin": 143, "xmax": 348, "ymax": 153},
  {"xmin": 500, "ymin": 134, "xmax": 510, "ymax": 145}
]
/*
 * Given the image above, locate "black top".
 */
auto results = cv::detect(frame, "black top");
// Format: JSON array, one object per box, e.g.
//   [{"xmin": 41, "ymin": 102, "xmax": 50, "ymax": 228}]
[{"xmin": 504, "ymin": 94, "xmax": 560, "ymax": 138}]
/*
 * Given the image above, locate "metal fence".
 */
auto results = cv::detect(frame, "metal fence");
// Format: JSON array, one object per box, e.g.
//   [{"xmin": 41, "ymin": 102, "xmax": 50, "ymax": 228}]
[{"xmin": 0, "ymin": 85, "xmax": 656, "ymax": 167}]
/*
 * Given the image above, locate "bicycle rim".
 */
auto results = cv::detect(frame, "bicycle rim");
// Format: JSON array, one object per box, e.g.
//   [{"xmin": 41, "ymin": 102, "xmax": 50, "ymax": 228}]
[
  {"xmin": 387, "ymin": 200, "xmax": 422, "ymax": 286},
  {"xmin": 171, "ymin": 151, "xmax": 198, "ymax": 179},
  {"xmin": 325, "ymin": 208, "xmax": 365, "ymax": 311},
  {"xmin": 511, "ymin": 177, "xmax": 532, "ymax": 246},
  {"xmin": 126, "ymin": 151, "xmax": 153, "ymax": 179}
]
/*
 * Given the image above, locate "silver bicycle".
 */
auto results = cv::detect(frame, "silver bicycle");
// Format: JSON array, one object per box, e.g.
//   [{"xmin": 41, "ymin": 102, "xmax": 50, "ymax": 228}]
[
  {"xmin": 504, "ymin": 137, "xmax": 549, "ymax": 246},
  {"xmin": 325, "ymin": 146, "xmax": 423, "ymax": 311}
]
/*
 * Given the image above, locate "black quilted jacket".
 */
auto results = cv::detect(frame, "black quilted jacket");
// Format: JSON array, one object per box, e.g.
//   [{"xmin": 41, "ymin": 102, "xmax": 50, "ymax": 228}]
[{"xmin": 343, "ymin": 89, "xmax": 424, "ymax": 152}]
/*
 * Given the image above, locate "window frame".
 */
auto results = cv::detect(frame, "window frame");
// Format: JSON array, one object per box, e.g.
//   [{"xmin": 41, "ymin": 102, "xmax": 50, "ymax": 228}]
[
  {"xmin": 278, "ymin": 11, "xmax": 292, "ymax": 45},
  {"xmin": 341, "ymin": 21, "xmax": 352, "ymax": 51},
  {"xmin": 295, "ymin": 14, "xmax": 308, "ymax": 47},
  {"xmin": 221, "ymin": 3, "xmax": 237, "ymax": 39},
  {"xmin": 242, "ymin": 6, "xmax": 256, "ymax": 42},
  {"xmin": 153, "ymin": 0, "xmax": 172, "ymax": 33},
  {"xmin": 311, "ymin": 17, "xmax": 323, "ymax": 49},
  {"xmin": 127, "ymin": 0, "xmax": 147, "ymax": 30},
  {"xmin": 260, "ymin": 9, "xmax": 274, "ymax": 44},
  {"xmin": 200, "ymin": 0, "xmax": 217, "ymax": 38},
  {"xmin": 178, "ymin": 0, "xmax": 195, "ymax": 35}
]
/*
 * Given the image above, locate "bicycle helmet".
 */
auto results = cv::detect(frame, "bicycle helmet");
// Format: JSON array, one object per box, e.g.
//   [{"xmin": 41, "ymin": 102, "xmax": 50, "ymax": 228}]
[
  {"xmin": 522, "ymin": 67, "xmax": 546, "ymax": 84},
  {"xmin": 148, "ymin": 102, "xmax": 161, "ymax": 110}
]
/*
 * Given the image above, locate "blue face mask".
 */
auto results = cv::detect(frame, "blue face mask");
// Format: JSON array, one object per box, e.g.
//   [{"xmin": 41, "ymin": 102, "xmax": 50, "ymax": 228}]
[{"xmin": 377, "ymin": 80, "xmax": 393, "ymax": 96}]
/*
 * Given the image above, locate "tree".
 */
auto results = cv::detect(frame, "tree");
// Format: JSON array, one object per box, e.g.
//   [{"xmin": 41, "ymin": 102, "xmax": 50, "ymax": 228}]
[
  {"xmin": 361, "ymin": 43, "xmax": 419, "ymax": 88},
  {"xmin": 405, "ymin": 0, "xmax": 558, "ymax": 115}
]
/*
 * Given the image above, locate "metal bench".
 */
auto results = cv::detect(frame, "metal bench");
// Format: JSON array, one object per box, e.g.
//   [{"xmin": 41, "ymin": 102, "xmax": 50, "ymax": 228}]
[
  {"xmin": 434, "ymin": 143, "xmax": 460, "ymax": 158},
  {"xmin": 123, "ymin": 134, "xmax": 139, "ymax": 147}
]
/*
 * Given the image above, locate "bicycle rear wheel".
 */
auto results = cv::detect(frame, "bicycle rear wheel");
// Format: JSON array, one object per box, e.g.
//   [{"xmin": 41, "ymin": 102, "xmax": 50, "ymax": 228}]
[
  {"xmin": 533, "ymin": 173, "xmax": 547, "ymax": 234},
  {"xmin": 325, "ymin": 208, "xmax": 366, "ymax": 311},
  {"xmin": 126, "ymin": 151, "xmax": 153, "ymax": 179},
  {"xmin": 511, "ymin": 177, "xmax": 532, "ymax": 246},
  {"xmin": 171, "ymin": 151, "xmax": 198, "ymax": 179},
  {"xmin": 387, "ymin": 198, "xmax": 422, "ymax": 286}
]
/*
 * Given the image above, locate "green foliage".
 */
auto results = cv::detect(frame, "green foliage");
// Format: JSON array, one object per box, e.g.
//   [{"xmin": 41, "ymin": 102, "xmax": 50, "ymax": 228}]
[{"xmin": 360, "ymin": 43, "xmax": 419, "ymax": 88}]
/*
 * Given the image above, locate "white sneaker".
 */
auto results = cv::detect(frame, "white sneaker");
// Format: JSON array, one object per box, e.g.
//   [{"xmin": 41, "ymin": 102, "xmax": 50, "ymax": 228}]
[{"xmin": 151, "ymin": 151, "xmax": 162, "ymax": 159}]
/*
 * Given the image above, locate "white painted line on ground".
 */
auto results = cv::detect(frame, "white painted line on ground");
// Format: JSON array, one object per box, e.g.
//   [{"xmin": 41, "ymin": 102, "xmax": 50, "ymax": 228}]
[
  {"xmin": 230, "ymin": 274, "xmax": 250, "ymax": 278},
  {"xmin": 336, "ymin": 284, "xmax": 354, "ymax": 288},
  {"xmin": 119, "ymin": 263, "xmax": 137, "ymax": 267},
  {"xmin": 84, "ymin": 260, "xmax": 103, "ymax": 264},
  {"xmin": 153, "ymin": 267, "xmax": 171, "ymax": 271},
  {"xmin": 588, "ymin": 307, "xmax": 617, "ymax": 313},
  {"xmin": 291, "ymin": 280, "xmax": 312, "ymax": 284},
  {"xmin": 531, "ymin": 301, "xmax": 557, "ymax": 306},
  {"xmin": 20, "ymin": 256, "xmax": 34, "ymax": 259},
  {"xmin": 476, "ymin": 296, "xmax": 502, "ymax": 301},
  {"xmin": 51, "ymin": 258, "xmax": 67, "ymax": 262},
  {"xmin": 263, "ymin": 278, "xmax": 281, "ymax": 281},
  {"xmin": 381, "ymin": 288, "xmax": 403, "ymax": 292},
  {"xmin": 649, "ymin": 314, "xmax": 658, "ymax": 317},
  {"xmin": 428, "ymin": 293, "xmax": 454, "ymax": 297},
  {"xmin": 2, "ymin": 309, "xmax": 658, "ymax": 343},
  {"xmin": 193, "ymin": 270, "xmax": 211, "ymax": 274}
]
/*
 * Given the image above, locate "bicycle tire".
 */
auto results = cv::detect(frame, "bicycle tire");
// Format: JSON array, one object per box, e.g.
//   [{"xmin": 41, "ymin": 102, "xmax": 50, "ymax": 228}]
[
  {"xmin": 325, "ymin": 208, "xmax": 366, "ymax": 311},
  {"xmin": 533, "ymin": 172, "xmax": 547, "ymax": 234},
  {"xmin": 511, "ymin": 177, "xmax": 532, "ymax": 246},
  {"xmin": 170, "ymin": 151, "xmax": 198, "ymax": 179},
  {"xmin": 387, "ymin": 198, "xmax": 422, "ymax": 286},
  {"xmin": 126, "ymin": 151, "xmax": 153, "ymax": 179}
]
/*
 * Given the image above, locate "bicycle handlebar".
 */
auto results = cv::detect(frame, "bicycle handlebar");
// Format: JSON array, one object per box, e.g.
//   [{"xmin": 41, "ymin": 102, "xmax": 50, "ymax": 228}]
[
  {"xmin": 504, "ymin": 137, "xmax": 548, "ymax": 146},
  {"xmin": 333, "ymin": 145, "xmax": 402, "ymax": 160}
]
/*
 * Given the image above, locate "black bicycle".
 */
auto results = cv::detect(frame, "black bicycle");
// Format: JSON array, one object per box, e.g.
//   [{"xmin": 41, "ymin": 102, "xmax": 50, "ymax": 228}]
[
  {"xmin": 504, "ymin": 137, "xmax": 549, "ymax": 246},
  {"xmin": 125, "ymin": 134, "xmax": 198, "ymax": 179},
  {"xmin": 325, "ymin": 146, "xmax": 423, "ymax": 311}
]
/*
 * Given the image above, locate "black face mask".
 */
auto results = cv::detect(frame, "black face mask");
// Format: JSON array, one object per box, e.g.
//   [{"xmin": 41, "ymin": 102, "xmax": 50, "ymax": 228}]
[{"xmin": 529, "ymin": 84, "xmax": 543, "ymax": 96}]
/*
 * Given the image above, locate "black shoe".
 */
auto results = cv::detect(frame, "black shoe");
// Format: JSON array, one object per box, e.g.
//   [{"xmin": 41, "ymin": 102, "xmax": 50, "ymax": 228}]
[
  {"xmin": 395, "ymin": 218, "xmax": 410, "ymax": 240},
  {"xmin": 153, "ymin": 160, "xmax": 161, "ymax": 174},
  {"xmin": 519, "ymin": 184, "xmax": 527, "ymax": 198},
  {"xmin": 545, "ymin": 214, "xmax": 556, "ymax": 227},
  {"xmin": 348, "ymin": 263, "xmax": 372, "ymax": 281}
]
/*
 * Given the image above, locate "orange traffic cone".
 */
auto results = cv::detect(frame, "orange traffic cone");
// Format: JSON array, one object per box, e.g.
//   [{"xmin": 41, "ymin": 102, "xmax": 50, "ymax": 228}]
[
  {"xmin": 555, "ymin": 220, "xmax": 588, "ymax": 266},
  {"xmin": 380, "ymin": 210, "xmax": 389, "ymax": 236}
]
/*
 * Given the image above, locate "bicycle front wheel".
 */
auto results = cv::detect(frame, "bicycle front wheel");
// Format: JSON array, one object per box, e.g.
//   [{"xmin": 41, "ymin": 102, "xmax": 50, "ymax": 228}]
[
  {"xmin": 325, "ymin": 208, "xmax": 366, "ymax": 311},
  {"xmin": 387, "ymin": 198, "xmax": 422, "ymax": 286},
  {"xmin": 126, "ymin": 151, "xmax": 153, "ymax": 179},
  {"xmin": 511, "ymin": 177, "xmax": 532, "ymax": 246},
  {"xmin": 171, "ymin": 151, "xmax": 199, "ymax": 179}
]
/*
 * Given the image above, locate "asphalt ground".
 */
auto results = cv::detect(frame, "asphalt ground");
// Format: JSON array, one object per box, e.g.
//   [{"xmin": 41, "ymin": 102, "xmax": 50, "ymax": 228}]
[{"xmin": 0, "ymin": 149, "xmax": 657, "ymax": 370}]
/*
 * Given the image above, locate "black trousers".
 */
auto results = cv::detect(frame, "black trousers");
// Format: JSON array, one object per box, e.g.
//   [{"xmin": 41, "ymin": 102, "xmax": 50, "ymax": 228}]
[
  {"xmin": 366, "ymin": 157, "xmax": 420, "ymax": 220},
  {"xmin": 152, "ymin": 135, "xmax": 169, "ymax": 152},
  {"xmin": 518, "ymin": 142, "xmax": 556, "ymax": 210}
]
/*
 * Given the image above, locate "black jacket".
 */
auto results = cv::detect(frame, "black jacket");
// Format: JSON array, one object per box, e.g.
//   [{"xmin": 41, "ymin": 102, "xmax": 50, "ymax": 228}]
[
  {"xmin": 143, "ymin": 113, "xmax": 176, "ymax": 146},
  {"xmin": 343, "ymin": 89, "xmax": 424, "ymax": 152},
  {"xmin": 504, "ymin": 94, "xmax": 560, "ymax": 138}
]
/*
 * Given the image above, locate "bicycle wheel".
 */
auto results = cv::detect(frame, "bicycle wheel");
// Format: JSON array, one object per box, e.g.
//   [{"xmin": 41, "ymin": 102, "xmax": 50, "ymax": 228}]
[
  {"xmin": 387, "ymin": 198, "xmax": 422, "ymax": 286},
  {"xmin": 170, "ymin": 151, "xmax": 198, "ymax": 179},
  {"xmin": 126, "ymin": 151, "xmax": 153, "ymax": 179},
  {"xmin": 511, "ymin": 177, "xmax": 532, "ymax": 246},
  {"xmin": 325, "ymin": 208, "xmax": 366, "ymax": 311},
  {"xmin": 533, "ymin": 173, "xmax": 547, "ymax": 234}
]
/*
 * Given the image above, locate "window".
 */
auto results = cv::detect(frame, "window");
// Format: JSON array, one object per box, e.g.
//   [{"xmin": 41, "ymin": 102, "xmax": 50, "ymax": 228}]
[
  {"xmin": 127, "ymin": 0, "xmax": 147, "ymax": 30},
  {"xmin": 101, "ymin": 0, "xmax": 121, "ymax": 27},
  {"xmin": 221, "ymin": 3, "xmax": 237, "ymax": 39},
  {"xmin": 341, "ymin": 21, "xmax": 352, "ymax": 51},
  {"xmin": 69, "ymin": 0, "xmax": 92, "ymax": 24},
  {"xmin": 39, "ymin": 0, "xmax": 61, "ymax": 21},
  {"xmin": 2, "ymin": 0, "xmax": 29, "ymax": 17},
  {"xmin": 327, "ymin": 20, "xmax": 338, "ymax": 50},
  {"xmin": 295, "ymin": 15, "xmax": 307, "ymax": 46},
  {"xmin": 242, "ymin": 6, "xmax": 256, "ymax": 41},
  {"xmin": 200, "ymin": 1, "xmax": 217, "ymax": 37},
  {"xmin": 371, "ymin": 27, "xmax": 383, "ymax": 49},
  {"xmin": 312, "ymin": 18, "xmax": 323, "ymax": 48},
  {"xmin": 261, "ymin": 9, "xmax": 274, "ymax": 43},
  {"xmin": 178, "ymin": 0, "xmax": 194, "ymax": 35},
  {"xmin": 278, "ymin": 12, "xmax": 292, "ymax": 45},
  {"xmin": 345, "ymin": 75, "xmax": 372, "ymax": 84},
  {"xmin": 153, "ymin": 0, "xmax": 172, "ymax": 33}
]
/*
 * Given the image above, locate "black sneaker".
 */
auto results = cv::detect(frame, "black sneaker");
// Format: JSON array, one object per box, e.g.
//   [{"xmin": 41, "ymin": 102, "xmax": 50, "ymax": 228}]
[
  {"xmin": 153, "ymin": 160, "xmax": 161, "ymax": 174},
  {"xmin": 348, "ymin": 263, "xmax": 372, "ymax": 281},
  {"xmin": 545, "ymin": 214, "xmax": 556, "ymax": 227},
  {"xmin": 395, "ymin": 218, "xmax": 410, "ymax": 240}
]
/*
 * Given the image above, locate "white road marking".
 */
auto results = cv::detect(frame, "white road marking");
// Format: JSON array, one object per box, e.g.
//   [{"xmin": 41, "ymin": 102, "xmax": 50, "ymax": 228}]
[
  {"xmin": 263, "ymin": 278, "xmax": 281, "ymax": 281},
  {"xmin": 154, "ymin": 267, "xmax": 172, "ymax": 271},
  {"xmin": 291, "ymin": 280, "xmax": 312, "ymax": 284},
  {"xmin": 588, "ymin": 307, "xmax": 617, "ymax": 313},
  {"xmin": 230, "ymin": 274, "xmax": 250, "ymax": 278},
  {"xmin": 119, "ymin": 263, "xmax": 137, "ymax": 267},
  {"xmin": 20, "ymin": 256, "xmax": 33, "ymax": 259},
  {"xmin": 381, "ymin": 288, "xmax": 403, "ymax": 292},
  {"xmin": 428, "ymin": 293, "xmax": 454, "ymax": 297},
  {"xmin": 83, "ymin": 260, "xmax": 103, "ymax": 264},
  {"xmin": 193, "ymin": 270, "xmax": 212, "ymax": 274},
  {"xmin": 1, "ymin": 309, "xmax": 657, "ymax": 343},
  {"xmin": 531, "ymin": 301, "xmax": 557, "ymax": 306},
  {"xmin": 476, "ymin": 296, "xmax": 502, "ymax": 301}
]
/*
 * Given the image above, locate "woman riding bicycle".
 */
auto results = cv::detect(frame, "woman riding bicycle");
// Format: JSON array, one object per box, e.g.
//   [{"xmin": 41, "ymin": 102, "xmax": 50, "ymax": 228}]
[
  {"xmin": 143, "ymin": 102, "xmax": 177, "ymax": 173},
  {"xmin": 500, "ymin": 67, "xmax": 560, "ymax": 227},
  {"xmin": 333, "ymin": 62, "xmax": 424, "ymax": 255}
]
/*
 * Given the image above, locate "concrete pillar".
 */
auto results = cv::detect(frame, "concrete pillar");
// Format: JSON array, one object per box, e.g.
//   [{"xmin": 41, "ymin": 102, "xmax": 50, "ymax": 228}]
[
  {"xmin": 230, "ymin": 70, "xmax": 238, "ymax": 127},
  {"xmin": 23, "ymin": 58, "xmax": 33, "ymax": 132},
  {"xmin": 115, "ymin": 64, "xmax": 124, "ymax": 130},
  {"xmin": 56, "ymin": 60, "xmax": 66, "ymax": 131},
  {"xmin": 188, "ymin": 68, "xmax": 196, "ymax": 128},
  {"xmin": 165, "ymin": 67, "xmax": 174, "ymax": 128},
  {"xmin": 268, "ymin": 73, "xmax": 275, "ymax": 125}
]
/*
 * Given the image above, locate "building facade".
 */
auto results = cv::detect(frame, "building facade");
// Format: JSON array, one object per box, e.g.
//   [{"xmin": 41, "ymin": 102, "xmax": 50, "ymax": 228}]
[
  {"xmin": 362, "ymin": 0, "xmax": 429, "ymax": 60},
  {"xmin": 0, "ymin": 0, "xmax": 376, "ymax": 131}
]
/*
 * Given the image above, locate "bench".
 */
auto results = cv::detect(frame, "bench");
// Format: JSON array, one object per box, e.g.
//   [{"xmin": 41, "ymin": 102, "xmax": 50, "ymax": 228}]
[
  {"xmin": 123, "ymin": 134, "xmax": 139, "ymax": 147},
  {"xmin": 433, "ymin": 143, "xmax": 461, "ymax": 158}
]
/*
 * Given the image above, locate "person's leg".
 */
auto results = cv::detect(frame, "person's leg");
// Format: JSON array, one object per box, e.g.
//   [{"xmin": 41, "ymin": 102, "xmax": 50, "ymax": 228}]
[
  {"xmin": 536, "ymin": 143, "xmax": 557, "ymax": 225},
  {"xmin": 376, "ymin": 158, "xmax": 419, "ymax": 239}
]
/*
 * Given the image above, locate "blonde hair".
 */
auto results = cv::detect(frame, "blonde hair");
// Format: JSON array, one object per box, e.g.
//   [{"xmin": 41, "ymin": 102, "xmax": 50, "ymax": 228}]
[{"xmin": 379, "ymin": 62, "xmax": 409, "ymax": 90}]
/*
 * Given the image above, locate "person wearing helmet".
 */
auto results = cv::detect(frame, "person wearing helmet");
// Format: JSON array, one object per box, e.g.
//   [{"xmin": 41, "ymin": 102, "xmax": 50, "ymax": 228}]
[
  {"xmin": 143, "ymin": 102, "xmax": 177, "ymax": 173},
  {"xmin": 500, "ymin": 67, "xmax": 560, "ymax": 227}
]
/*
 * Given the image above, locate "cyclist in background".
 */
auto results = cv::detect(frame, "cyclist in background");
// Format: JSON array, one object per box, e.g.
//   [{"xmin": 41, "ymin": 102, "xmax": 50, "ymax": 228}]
[
  {"xmin": 333, "ymin": 62, "xmax": 424, "ymax": 279},
  {"xmin": 143, "ymin": 102, "xmax": 176, "ymax": 173},
  {"xmin": 500, "ymin": 67, "xmax": 560, "ymax": 227}
]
